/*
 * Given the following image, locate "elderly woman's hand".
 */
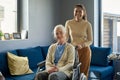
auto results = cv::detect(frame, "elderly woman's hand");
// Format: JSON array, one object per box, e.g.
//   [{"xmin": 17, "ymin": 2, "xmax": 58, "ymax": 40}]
[{"xmin": 47, "ymin": 66, "xmax": 59, "ymax": 73}]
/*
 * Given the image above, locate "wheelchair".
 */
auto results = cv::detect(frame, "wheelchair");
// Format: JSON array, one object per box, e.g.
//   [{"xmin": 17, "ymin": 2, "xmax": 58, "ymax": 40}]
[{"xmin": 36, "ymin": 49, "xmax": 87, "ymax": 80}]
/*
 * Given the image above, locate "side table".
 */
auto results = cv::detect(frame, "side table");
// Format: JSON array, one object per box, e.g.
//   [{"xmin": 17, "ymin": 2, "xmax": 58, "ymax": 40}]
[
  {"xmin": 116, "ymin": 72, "xmax": 120, "ymax": 80},
  {"xmin": 114, "ymin": 59, "xmax": 120, "ymax": 80}
]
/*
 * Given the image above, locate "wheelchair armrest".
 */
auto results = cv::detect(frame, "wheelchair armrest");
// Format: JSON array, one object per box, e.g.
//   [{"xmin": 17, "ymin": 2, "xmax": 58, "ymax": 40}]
[
  {"xmin": 37, "ymin": 60, "xmax": 46, "ymax": 67},
  {"xmin": 36, "ymin": 60, "xmax": 46, "ymax": 73},
  {"xmin": 73, "ymin": 62, "xmax": 81, "ymax": 69},
  {"xmin": 77, "ymin": 62, "xmax": 81, "ymax": 68}
]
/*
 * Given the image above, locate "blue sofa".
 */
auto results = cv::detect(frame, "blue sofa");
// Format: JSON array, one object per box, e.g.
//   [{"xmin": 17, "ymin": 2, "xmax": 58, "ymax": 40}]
[
  {"xmin": 0, "ymin": 46, "xmax": 49, "ymax": 80},
  {"xmin": 0, "ymin": 46, "xmax": 114, "ymax": 80}
]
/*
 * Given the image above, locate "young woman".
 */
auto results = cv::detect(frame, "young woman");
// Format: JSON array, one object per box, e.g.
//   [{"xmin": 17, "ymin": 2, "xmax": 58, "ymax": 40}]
[
  {"xmin": 65, "ymin": 4, "xmax": 93, "ymax": 79},
  {"xmin": 34, "ymin": 25, "xmax": 75, "ymax": 80}
]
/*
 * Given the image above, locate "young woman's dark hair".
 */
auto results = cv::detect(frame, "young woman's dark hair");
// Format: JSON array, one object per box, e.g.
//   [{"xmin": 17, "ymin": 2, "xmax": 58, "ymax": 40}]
[{"xmin": 74, "ymin": 4, "xmax": 87, "ymax": 20}]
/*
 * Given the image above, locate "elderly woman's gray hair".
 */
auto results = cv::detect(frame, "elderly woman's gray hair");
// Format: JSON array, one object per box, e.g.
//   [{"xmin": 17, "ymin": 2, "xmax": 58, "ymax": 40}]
[{"xmin": 53, "ymin": 24, "xmax": 66, "ymax": 38}]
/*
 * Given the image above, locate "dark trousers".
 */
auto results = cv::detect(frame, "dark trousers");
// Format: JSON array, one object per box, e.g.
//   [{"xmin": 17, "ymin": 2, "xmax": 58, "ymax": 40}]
[{"xmin": 34, "ymin": 71, "xmax": 69, "ymax": 80}]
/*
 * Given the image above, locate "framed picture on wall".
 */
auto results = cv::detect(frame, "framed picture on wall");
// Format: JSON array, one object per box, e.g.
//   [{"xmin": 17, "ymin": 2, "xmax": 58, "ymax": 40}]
[
  {"xmin": 4, "ymin": 33, "xmax": 10, "ymax": 40},
  {"xmin": 13, "ymin": 33, "xmax": 21, "ymax": 39}
]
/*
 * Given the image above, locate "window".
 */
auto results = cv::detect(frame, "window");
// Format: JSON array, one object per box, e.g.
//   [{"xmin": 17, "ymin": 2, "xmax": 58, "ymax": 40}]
[
  {"xmin": 0, "ymin": 0, "xmax": 29, "ymax": 40},
  {"xmin": 102, "ymin": 0, "xmax": 120, "ymax": 53},
  {"xmin": 0, "ymin": 0, "xmax": 17, "ymax": 33}
]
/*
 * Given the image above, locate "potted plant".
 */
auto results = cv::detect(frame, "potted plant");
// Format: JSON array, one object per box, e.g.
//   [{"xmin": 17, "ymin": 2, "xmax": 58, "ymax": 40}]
[
  {"xmin": 0, "ymin": 30, "xmax": 4, "ymax": 40},
  {"xmin": 108, "ymin": 53, "xmax": 120, "ymax": 60}
]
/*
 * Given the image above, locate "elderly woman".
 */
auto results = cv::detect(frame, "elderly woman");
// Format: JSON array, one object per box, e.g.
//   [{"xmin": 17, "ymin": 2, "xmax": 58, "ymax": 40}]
[{"xmin": 34, "ymin": 25, "xmax": 75, "ymax": 80}]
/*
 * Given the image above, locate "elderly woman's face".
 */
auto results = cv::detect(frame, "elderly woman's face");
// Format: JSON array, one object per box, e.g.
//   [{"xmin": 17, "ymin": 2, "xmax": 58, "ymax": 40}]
[{"xmin": 55, "ymin": 28, "xmax": 65, "ymax": 41}]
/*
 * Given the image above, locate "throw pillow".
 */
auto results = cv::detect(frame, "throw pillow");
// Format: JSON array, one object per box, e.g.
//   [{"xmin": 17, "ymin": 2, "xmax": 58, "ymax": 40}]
[
  {"xmin": 91, "ymin": 46, "xmax": 111, "ymax": 66},
  {"xmin": 7, "ymin": 52, "xmax": 33, "ymax": 75}
]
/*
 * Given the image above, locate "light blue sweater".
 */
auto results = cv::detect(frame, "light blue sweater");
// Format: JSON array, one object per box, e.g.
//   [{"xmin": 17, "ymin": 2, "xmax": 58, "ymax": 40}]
[{"xmin": 54, "ymin": 44, "xmax": 65, "ymax": 65}]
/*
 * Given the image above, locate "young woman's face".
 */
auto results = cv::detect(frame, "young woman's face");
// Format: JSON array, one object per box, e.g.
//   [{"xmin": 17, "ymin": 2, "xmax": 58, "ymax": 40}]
[
  {"xmin": 74, "ymin": 7, "xmax": 84, "ymax": 19},
  {"xmin": 55, "ymin": 29, "xmax": 65, "ymax": 42}
]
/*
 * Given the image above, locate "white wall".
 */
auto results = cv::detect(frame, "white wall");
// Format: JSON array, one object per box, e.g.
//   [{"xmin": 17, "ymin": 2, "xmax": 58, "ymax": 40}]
[
  {"xmin": 0, "ymin": 0, "xmax": 61, "ymax": 52},
  {"xmin": 60, "ymin": 0, "xmax": 80, "ymax": 24}
]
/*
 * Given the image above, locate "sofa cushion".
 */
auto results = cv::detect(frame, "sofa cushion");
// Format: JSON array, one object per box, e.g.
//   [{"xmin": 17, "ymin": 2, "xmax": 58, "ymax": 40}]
[
  {"xmin": 0, "ymin": 50, "xmax": 17, "ymax": 76},
  {"xmin": 11, "ymin": 73, "xmax": 35, "ymax": 80},
  {"xmin": 5, "ymin": 68, "xmax": 37, "ymax": 80},
  {"xmin": 5, "ymin": 77, "xmax": 15, "ymax": 80},
  {"xmin": 40, "ymin": 46, "xmax": 49, "ymax": 59},
  {"xmin": 17, "ymin": 46, "xmax": 44, "ymax": 69},
  {"xmin": 89, "ymin": 65, "xmax": 113, "ymax": 79},
  {"xmin": 7, "ymin": 52, "xmax": 33, "ymax": 75},
  {"xmin": 91, "ymin": 46, "xmax": 111, "ymax": 66}
]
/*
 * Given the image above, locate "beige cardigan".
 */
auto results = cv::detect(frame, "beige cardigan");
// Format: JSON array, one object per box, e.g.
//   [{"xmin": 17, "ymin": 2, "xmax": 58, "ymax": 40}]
[{"xmin": 45, "ymin": 43, "xmax": 75, "ymax": 77}]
